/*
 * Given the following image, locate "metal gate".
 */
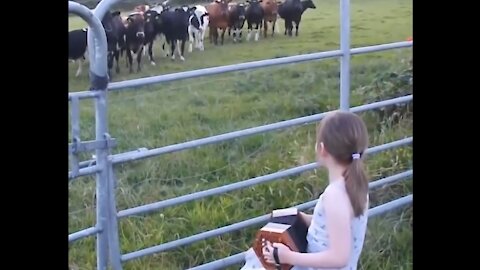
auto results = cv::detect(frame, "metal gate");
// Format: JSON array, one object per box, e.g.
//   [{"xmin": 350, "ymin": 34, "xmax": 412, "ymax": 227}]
[{"xmin": 68, "ymin": 0, "xmax": 413, "ymax": 269}]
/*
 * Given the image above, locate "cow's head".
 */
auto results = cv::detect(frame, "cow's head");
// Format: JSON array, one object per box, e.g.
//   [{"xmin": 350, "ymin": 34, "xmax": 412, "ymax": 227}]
[
  {"xmin": 303, "ymin": 0, "xmax": 316, "ymax": 9},
  {"xmin": 246, "ymin": 0, "xmax": 263, "ymax": 6},
  {"xmin": 144, "ymin": 10, "xmax": 159, "ymax": 33},
  {"xmin": 101, "ymin": 11, "xmax": 114, "ymax": 33},
  {"xmin": 126, "ymin": 13, "xmax": 145, "ymax": 38},
  {"xmin": 236, "ymin": 3, "xmax": 247, "ymax": 20}
]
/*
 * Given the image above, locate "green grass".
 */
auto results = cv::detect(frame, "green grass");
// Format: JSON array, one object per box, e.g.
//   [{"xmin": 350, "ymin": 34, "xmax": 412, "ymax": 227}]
[{"xmin": 68, "ymin": 0, "xmax": 413, "ymax": 269}]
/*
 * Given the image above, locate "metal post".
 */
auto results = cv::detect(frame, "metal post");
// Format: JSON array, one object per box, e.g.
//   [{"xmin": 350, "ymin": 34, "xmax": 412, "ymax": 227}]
[
  {"xmin": 92, "ymin": 1, "xmax": 123, "ymax": 269},
  {"xmin": 68, "ymin": 2, "xmax": 110, "ymax": 270},
  {"xmin": 107, "ymin": 164, "xmax": 123, "ymax": 270},
  {"xmin": 339, "ymin": 0, "xmax": 351, "ymax": 111}
]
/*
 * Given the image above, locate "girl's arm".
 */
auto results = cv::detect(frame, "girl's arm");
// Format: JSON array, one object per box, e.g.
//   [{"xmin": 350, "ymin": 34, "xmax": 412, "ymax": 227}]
[{"xmin": 268, "ymin": 187, "xmax": 353, "ymax": 268}]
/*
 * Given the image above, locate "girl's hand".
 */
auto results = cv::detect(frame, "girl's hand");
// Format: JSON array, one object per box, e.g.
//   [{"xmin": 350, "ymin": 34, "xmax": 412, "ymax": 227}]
[{"xmin": 262, "ymin": 240, "xmax": 293, "ymax": 265}]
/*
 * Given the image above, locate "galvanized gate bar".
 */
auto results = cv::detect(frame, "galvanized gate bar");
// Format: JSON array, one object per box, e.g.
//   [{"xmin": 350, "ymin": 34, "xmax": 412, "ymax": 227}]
[
  {"xmin": 68, "ymin": 2, "xmax": 111, "ymax": 270},
  {"xmin": 68, "ymin": 1, "xmax": 108, "ymax": 90},
  {"xmin": 111, "ymin": 95, "xmax": 412, "ymax": 165},
  {"xmin": 187, "ymin": 195, "xmax": 413, "ymax": 270},
  {"xmin": 369, "ymin": 170, "xmax": 413, "ymax": 189},
  {"xmin": 70, "ymin": 41, "xmax": 411, "ymax": 95},
  {"xmin": 121, "ymin": 173, "xmax": 412, "ymax": 262},
  {"xmin": 69, "ymin": 90, "xmax": 101, "ymax": 101},
  {"xmin": 339, "ymin": 0, "xmax": 351, "ymax": 110},
  {"xmin": 69, "ymin": 165, "xmax": 102, "ymax": 180},
  {"xmin": 70, "ymin": 96, "xmax": 81, "ymax": 177},
  {"xmin": 117, "ymin": 137, "xmax": 412, "ymax": 219},
  {"xmin": 106, "ymin": 164, "xmax": 123, "ymax": 270},
  {"xmin": 69, "ymin": 226, "xmax": 102, "ymax": 243},
  {"xmin": 104, "ymin": 41, "xmax": 411, "ymax": 92}
]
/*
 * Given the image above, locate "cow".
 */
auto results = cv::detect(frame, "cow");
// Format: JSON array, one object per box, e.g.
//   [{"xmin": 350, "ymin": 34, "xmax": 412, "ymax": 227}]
[
  {"xmin": 157, "ymin": 7, "xmax": 193, "ymax": 61},
  {"xmin": 68, "ymin": 11, "xmax": 123, "ymax": 78},
  {"xmin": 227, "ymin": 2, "xmax": 246, "ymax": 43},
  {"xmin": 107, "ymin": 11, "xmax": 126, "ymax": 77},
  {"xmin": 143, "ymin": 9, "xmax": 164, "ymax": 65},
  {"xmin": 152, "ymin": 3, "xmax": 170, "ymax": 54},
  {"xmin": 68, "ymin": 28, "xmax": 88, "ymax": 77},
  {"xmin": 278, "ymin": 0, "xmax": 316, "ymax": 36},
  {"xmin": 124, "ymin": 12, "xmax": 146, "ymax": 73},
  {"xmin": 188, "ymin": 5, "xmax": 209, "ymax": 52},
  {"xmin": 260, "ymin": 0, "xmax": 279, "ymax": 38},
  {"xmin": 245, "ymin": 0, "xmax": 264, "ymax": 42},
  {"xmin": 206, "ymin": 0, "xmax": 231, "ymax": 45}
]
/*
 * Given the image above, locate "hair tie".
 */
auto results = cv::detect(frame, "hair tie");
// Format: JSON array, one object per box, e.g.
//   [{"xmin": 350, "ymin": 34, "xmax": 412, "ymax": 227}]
[{"xmin": 352, "ymin": 153, "xmax": 361, "ymax": 160}]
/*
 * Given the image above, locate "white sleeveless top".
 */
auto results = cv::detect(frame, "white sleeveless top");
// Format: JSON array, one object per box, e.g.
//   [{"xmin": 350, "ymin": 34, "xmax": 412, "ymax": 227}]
[
  {"xmin": 292, "ymin": 181, "xmax": 369, "ymax": 270},
  {"xmin": 241, "ymin": 181, "xmax": 369, "ymax": 270}
]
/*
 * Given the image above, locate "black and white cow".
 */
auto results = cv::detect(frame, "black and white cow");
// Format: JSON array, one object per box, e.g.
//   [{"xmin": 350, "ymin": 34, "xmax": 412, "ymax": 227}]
[
  {"xmin": 188, "ymin": 5, "xmax": 209, "ymax": 52},
  {"xmin": 107, "ymin": 11, "xmax": 126, "ymax": 77},
  {"xmin": 158, "ymin": 7, "xmax": 194, "ymax": 61},
  {"xmin": 278, "ymin": 0, "xmax": 316, "ymax": 36},
  {"xmin": 68, "ymin": 11, "xmax": 122, "ymax": 78},
  {"xmin": 68, "ymin": 28, "xmax": 88, "ymax": 77},
  {"xmin": 227, "ymin": 2, "xmax": 246, "ymax": 43},
  {"xmin": 245, "ymin": 0, "xmax": 264, "ymax": 42}
]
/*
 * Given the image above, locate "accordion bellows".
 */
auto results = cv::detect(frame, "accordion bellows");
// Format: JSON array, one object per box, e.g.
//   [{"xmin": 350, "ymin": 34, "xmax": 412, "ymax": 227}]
[{"xmin": 252, "ymin": 208, "xmax": 309, "ymax": 270}]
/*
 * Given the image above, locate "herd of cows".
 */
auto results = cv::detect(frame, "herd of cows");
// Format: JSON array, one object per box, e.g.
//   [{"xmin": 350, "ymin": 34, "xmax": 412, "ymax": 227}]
[{"xmin": 68, "ymin": 0, "xmax": 317, "ymax": 79}]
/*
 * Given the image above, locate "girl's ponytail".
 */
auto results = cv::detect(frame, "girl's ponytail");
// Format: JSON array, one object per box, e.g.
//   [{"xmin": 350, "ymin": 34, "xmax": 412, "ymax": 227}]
[{"xmin": 343, "ymin": 153, "xmax": 369, "ymax": 217}]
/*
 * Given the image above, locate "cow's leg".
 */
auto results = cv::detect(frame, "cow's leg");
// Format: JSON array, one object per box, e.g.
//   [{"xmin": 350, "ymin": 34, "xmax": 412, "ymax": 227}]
[
  {"xmin": 284, "ymin": 19, "xmax": 288, "ymax": 35},
  {"xmin": 107, "ymin": 51, "xmax": 114, "ymax": 76},
  {"xmin": 271, "ymin": 19, "xmax": 276, "ymax": 37},
  {"xmin": 75, "ymin": 59, "xmax": 83, "ymax": 77},
  {"xmin": 199, "ymin": 29, "xmax": 205, "ymax": 51},
  {"xmin": 188, "ymin": 26, "xmax": 195, "ymax": 53},
  {"xmin": 255, "ymin": 23, "xmax": 260, "ymax": 42},
  {"xmin": 287, "ymin": 20, "xmax": 293, "ymax": 36},
  {"xmin": 170, "ymin": 39, "xmax": 176, "ymax": 60},
  {"xmin": 220, "ymin": 27, "xmax": 226, "ymax": 45},
  {"xmin": 209, "ymin": 26, "xmax": 214, "ymax": 44},
  {"xmin": 126, "ymin": 49, "xmax": 133, "ymax": 73},
  {"xmin": 180, "ymin": 39, "xmax": 186, "ymax": 61},
  {"xmin": 136, "ymin": 47, "xmax": 143, "ymax": 72},
  {"xmin": 263, "ymin": 19, "xmax": 267, "ymax": 38},
  {"xmin": 213, "ymin": 28, "xmax": 219, "ymax": 45},
  {"xmin": 275, "ymin": 18, "xmax": 280, "ymax": 34},
  {"xmin": 246, "ymin": 23, "xmax": 252, "ymax": 41},
  {"xmin": 295, "ymin": 19, "xmax": 301, "ymax": 36},
  {"xmin": 114, "ymin": 49, "xmax": 120, "ymax": 73},
  {"xmin": 148, "ymin": 41, "xmax": 156, "ymax": 66}
]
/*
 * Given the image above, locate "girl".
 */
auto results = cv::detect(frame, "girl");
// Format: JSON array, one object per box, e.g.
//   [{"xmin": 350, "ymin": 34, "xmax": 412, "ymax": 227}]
[{"xmin": 241, "ymin": 110, "xmax": 370, "ymax": 270}]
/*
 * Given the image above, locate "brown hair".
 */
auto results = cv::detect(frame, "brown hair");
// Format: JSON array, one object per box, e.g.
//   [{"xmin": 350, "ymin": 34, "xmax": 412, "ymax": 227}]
[{"xmin": 317, "ymin": 111, "xmax": 369, "ymax": 217}]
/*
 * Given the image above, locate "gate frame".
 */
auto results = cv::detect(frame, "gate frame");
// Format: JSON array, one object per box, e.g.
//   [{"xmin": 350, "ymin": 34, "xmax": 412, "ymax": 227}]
[{"xmin": 68, "ymin": 0, "xmax": 413, "ymax": 269}]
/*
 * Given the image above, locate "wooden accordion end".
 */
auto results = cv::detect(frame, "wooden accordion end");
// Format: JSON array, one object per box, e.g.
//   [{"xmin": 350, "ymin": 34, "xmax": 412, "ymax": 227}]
[{"xmin": 252, "ymin": 207, "xmax": 309, "ymax": 270}]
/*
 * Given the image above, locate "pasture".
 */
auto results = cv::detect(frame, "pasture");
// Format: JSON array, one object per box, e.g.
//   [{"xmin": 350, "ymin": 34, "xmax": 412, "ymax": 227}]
[{"xmin": 68, "ymin": 0, "xmax": 413, "ymax": 269}]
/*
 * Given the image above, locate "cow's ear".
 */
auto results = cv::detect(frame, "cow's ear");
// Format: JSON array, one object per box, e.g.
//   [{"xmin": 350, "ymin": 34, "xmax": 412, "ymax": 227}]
[{"xmin": 112, "ymin": 11, "xmax": 121, "ymax": 16}]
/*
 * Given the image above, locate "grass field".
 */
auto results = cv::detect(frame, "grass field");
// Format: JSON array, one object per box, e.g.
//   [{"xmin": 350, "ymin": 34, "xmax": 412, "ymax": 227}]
[{"xmin": 68, "ymin": 0, "xmax": 413, "ymax": 269}]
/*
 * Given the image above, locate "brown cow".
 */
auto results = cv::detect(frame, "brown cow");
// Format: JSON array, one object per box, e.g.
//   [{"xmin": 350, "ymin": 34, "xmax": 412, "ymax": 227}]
[
  {"xmin": 260, "ymin": 0, "xmax": 279, "ymax": 38},
  {"xmin": 227, "ymin": 2, "xmax": 247, "ymax": 42},
  {"xmin": 206, "ymin": 0, "xmax": 231, "ymax": 45}
]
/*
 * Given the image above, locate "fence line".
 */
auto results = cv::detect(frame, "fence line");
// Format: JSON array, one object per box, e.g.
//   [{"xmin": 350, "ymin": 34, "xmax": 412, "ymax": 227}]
[
  {"xmin": 117, "ymin": 137, "xmax": 412, "ymax": 219},
  {"xmin": 68, "ymin": 95, "xmax": 412, "ymax": 180},
  {"xmin": 121, "ymin": 170, "xmax": 412, "ymax": 262},
  {"xmin": 68, "ymin": 0, "xmax": 413, "ymax": 269},
  {"xmin": 187, "ymin": 194, "xmax": 413, "ymax": 270}
]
